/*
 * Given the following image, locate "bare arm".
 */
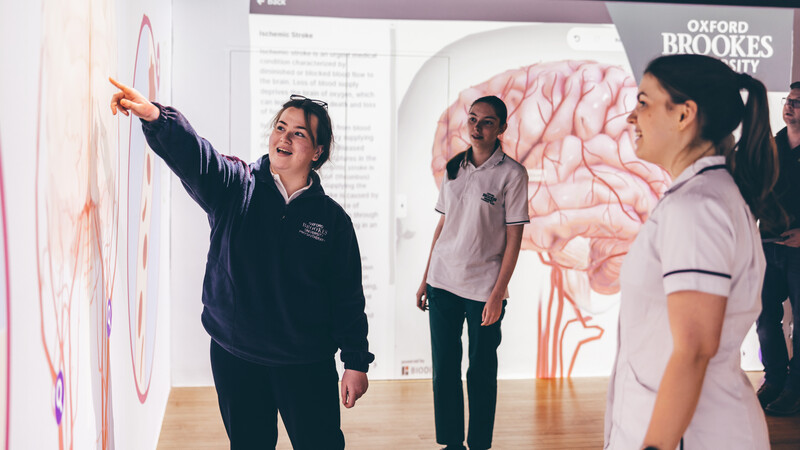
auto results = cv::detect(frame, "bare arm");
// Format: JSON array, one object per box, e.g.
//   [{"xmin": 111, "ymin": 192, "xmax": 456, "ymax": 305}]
[
  {"xmin": 481, "ymin": 224, "xmax": 524, "ymax": 326},
  {"xmin": 641, "ymin": 290, "xmax": 726, "ymax": 450},
  {"xmin": 110, "ymin": 77, "xmax": 248, "ymax": 214},
  {"xmin": 416, "ymin": 214, "xmax": 446, "ymax": 311}
]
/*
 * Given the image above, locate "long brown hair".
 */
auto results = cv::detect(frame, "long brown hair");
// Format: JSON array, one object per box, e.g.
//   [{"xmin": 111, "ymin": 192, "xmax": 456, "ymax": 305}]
[
  {"xmin": 645, "ymin": 54, "xmax": 787, "ymax": 233},
  {"xmin": 445, "ymin": 96, "xmax": 508, "ymax": 180}
]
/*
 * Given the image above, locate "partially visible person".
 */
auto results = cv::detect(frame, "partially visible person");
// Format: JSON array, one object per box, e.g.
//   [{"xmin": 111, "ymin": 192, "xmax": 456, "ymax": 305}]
[
  {"xmin": 416, "ymin": 95, "xmax": 529, "ymax": 450},
  {"xmin": 605, "ymin": 55, "xmax": 785, "ymax": 449},
  {"xmin": 110, "ymin": 77, "xmax": 374, "ymax": 450},
  {"xmin": 756, "ymin": 81, "xmax": 800, "ymax": 416}
]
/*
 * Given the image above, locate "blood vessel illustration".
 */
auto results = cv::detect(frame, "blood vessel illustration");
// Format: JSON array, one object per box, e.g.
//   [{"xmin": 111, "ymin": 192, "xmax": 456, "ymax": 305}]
[{"xmin": 35, "ymin": 0, "xmax": 119, "ymax": 446}]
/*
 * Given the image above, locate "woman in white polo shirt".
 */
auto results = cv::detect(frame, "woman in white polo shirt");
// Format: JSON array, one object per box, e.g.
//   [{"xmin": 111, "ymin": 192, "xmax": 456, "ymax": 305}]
[
  {"xmin": 416, "ymin": 96, "xmax": 529, "ymax": 450},
  {"xmin": 604, "ymin": 55, "xmax": 787, "ymax": 450}
]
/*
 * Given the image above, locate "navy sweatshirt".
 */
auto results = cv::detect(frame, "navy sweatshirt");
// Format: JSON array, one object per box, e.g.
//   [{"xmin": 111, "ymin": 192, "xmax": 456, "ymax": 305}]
[{"xmin": 142, "ymin": 103, "xmax": 374, "ymax": 372}]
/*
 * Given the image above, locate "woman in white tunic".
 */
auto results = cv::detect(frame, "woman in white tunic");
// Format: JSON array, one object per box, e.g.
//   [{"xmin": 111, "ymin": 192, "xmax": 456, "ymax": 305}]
[{"xmin": 605, "ymin": 54, "xmax": 787, "ymax": 449}]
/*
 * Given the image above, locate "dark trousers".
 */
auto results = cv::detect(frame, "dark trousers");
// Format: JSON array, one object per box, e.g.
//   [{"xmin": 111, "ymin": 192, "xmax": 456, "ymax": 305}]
[
  {"xmin": 209, "ymin": 339, "xmax": 345, "ymax": 450},
  {"xmin": 427, "ymin": 285, "xmax": 506, "ymax": 450},
  {"xmin": 757, "ymin": 243, "xmax": 800, "ymax": 388}
]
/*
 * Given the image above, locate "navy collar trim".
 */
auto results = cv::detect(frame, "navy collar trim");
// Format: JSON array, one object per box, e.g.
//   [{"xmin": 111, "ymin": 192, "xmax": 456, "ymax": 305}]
[
  {"xmin": 695, "ymin": 164, "xmax": 727, "ymax": 175},
  {"xmin": 462, "ymin": 146, "xmax": 506, "ymax": 169},
  {"xmin": 664, "ymin": 156, "xmax": 728, "ymax": 196}
]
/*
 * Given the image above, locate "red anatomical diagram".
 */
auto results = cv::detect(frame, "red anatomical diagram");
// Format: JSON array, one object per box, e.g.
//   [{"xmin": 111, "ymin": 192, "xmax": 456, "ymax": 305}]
[
  {"xmin": 432, "ymin": 60, "xmax": 670, "ymax": 378},
  {"xmin": 35, "ymin": 0, "xmax": 118, "ymax": 447}
]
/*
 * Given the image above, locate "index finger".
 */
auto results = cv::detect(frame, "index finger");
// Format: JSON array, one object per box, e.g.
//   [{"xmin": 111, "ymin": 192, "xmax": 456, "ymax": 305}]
[
  {"xmin": 108, "ymin": 76, "xmax": 130, "ymax": 92},
  {"xmin": 344, "ymin": 387, "xmax": 354, "ymax": 408}
]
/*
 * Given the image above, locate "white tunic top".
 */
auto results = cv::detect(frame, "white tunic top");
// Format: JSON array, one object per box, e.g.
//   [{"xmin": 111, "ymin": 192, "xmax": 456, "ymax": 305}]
[
  {"xmin": 605, "ymin": 156, "xmax": 769, "ymax": 449},
  {"xmin": 427, "ymin": 148, "xmax": 530, "ymax": 302}
]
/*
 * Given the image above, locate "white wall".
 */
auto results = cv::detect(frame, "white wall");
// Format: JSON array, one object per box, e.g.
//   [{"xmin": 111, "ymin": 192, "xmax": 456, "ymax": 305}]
[{"xmin": 170, "ymin": 0, "xmax": 252, "ymax": 387}]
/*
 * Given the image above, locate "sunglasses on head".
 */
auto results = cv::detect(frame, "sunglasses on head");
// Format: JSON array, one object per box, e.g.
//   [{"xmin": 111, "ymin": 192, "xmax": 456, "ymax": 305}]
[{"xmin": 290, "ymin": 94, "xmax": 328, "ymax": 110}]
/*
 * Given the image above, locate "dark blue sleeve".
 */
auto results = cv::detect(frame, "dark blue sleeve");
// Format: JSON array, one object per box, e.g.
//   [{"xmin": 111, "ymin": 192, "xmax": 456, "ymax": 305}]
[
  {"xmin": 331, "ymin": 217, "xmax": 375, "ymax": 372},
  {"xmin": 141, "ymin": 103, "xmax": 249, "ymax": 214}
]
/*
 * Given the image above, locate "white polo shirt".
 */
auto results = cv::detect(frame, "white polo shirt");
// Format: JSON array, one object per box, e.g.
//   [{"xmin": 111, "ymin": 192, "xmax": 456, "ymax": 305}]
[
  {"xmin": 605, "ymin": 155, "xmax": 769, "ymax": 449},
  {"xmin": 427, "ymin": 148, "xmax": 530, "ymax": 302}
]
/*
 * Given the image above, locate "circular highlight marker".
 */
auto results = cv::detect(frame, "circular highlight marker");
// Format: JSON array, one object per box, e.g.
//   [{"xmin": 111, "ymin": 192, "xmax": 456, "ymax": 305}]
[
  {"xmin": 54, "ymin": 371, "xmax": 64, "ymax": 425},
  {"xmin": 107, "ymin": 299, "xmax": 112, "ymax": 337}
]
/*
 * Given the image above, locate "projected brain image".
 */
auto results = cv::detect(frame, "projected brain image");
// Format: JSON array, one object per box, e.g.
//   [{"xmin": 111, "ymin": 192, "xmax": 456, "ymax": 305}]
[
  {"xmin": 35, "ymin": 0, "xmax": 118, "ymax": 447},
  {"xmin": 432, "ymin": 60, "xmax": 670, "ymax": 378}
]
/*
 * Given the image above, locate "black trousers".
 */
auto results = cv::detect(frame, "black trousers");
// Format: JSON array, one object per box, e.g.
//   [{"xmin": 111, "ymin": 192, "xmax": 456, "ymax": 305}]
[
  {"xmin": 757, "ymin": 243, "xmax": 800, "ymax": 387},
  {"xmin": 427, "ymin": 285, "xmax": 506, "ymax": 450},
  {"xmin": 210, "ymin": 339, "xmax": 345, "ymax": 450}
]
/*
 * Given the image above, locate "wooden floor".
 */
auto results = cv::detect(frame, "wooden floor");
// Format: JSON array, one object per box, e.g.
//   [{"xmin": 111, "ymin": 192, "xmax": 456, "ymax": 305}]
[{"xmin": 157, "ymin": 373, "xmax": 800, "ymax": 449}]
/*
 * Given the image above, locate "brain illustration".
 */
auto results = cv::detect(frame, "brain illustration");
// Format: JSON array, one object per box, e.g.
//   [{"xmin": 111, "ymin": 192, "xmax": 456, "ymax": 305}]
[
  {"xmin": 35, "ymin": 0, "xmax": 119, "ymax": 445},
  {"xmin": 432, "ymin": 60, "xmax": 670, "ymax": 301}
]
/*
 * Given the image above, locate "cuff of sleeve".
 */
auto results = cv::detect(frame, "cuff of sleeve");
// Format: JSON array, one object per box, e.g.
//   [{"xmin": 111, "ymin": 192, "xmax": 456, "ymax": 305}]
[
  {"xmin": 140, "ymin": 102, "xmax": 169, "ymax": 131},
  {"xmin": 506, "ymin": 217, "xmax": 530, "ymax": 225},
  {"xmin": 341, "ymin": 351, "xmax": 375, "ymax": 373},
  {"xmin": 663, "ymin": 272, "xmax": 731, "ymax": 297}
]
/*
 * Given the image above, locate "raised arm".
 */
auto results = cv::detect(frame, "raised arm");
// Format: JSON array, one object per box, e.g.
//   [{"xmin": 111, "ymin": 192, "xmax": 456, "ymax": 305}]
[
  {"xmin": 109, "ymin": 76, "xmax": 160, "ymax": 121},
  {"xmin": 109, "ymin": 77, "xmax": 249, "ymax": 214}
]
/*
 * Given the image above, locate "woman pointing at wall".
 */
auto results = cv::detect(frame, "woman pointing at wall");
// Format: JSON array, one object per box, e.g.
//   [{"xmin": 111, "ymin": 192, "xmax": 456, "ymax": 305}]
[{"xmin": 110, "ymin": 77, "xmax": 373, "ymax": 450}]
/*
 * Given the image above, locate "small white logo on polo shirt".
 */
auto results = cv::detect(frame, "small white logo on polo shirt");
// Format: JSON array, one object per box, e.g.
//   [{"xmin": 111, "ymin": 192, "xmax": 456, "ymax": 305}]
[
  {"xmin": 299, "ymin": 222, "xmax": 328, "ymax": 242},
  {"xmin": 481, "ymin": 192, "xmax": 497, "ymax": 205}
]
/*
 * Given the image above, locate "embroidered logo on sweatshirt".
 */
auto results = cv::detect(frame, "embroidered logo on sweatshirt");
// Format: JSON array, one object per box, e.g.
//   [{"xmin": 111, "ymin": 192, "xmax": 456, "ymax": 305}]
[
  {"xmin": 481, "ymin": 192, "xmax": 497, "ymax": 205},
  {"xmin": 299, "ymin": 222, "xmax": 328, "ymax": 242}
]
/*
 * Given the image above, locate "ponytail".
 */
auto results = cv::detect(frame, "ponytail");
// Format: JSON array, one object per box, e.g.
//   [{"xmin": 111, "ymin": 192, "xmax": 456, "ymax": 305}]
[
  {"xmin": 445, "ymin": 150, "xmax": 468, "ymax": 180},
  {"xmin": 731, "ymin": 74, "xmax": 788, "ymax": 233},
  {"xmin": 645, "ymin": 54, "xmax": 788, "ymax": 233}
]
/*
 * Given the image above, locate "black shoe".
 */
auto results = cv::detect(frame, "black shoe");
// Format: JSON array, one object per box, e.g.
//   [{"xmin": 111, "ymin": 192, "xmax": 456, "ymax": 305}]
[
  {"xmin": 441, "ymin": 446, "xmax": 466, "ymax": 450},
  {"xmin": 757, "ymin": 382, "xmax": 784, "ymax": 408},
  {"xmin": 765, "ymin": 387, "xmax": 800, "ymax": 416}
]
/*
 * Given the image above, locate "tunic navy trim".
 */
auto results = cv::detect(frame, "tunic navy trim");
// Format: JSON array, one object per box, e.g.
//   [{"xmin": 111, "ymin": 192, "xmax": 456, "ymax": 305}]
[
  {"xmin": 663, "ymin": 268, "xmax": 732, "ymax": 279},
  {"xmin": 664, "ymin": 163, "xmax": 728, "ymax": 197}
]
